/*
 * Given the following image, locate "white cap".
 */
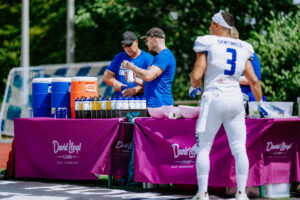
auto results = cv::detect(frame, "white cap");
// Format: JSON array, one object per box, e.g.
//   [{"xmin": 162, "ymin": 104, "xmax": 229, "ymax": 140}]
[
  {"xmin": 32, "ymin": 78, "xmax": 52, "ymax": 83},
  {"xmin": 52, "ymin": 77, "xmax": 72, "ymax": 82},
  {"xmin": 71, "ymin": 77, "xmax": 97, "ymax": 81}
]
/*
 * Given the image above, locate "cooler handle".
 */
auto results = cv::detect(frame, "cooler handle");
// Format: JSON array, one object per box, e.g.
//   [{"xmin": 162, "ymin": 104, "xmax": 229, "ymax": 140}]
[
  {"xmin": 48, "ymin": 86, "xmax": 52, "ymax": 93},
  {"xmin": 86, "ymin": 84, "xmax": 96, "ymax": 92}
]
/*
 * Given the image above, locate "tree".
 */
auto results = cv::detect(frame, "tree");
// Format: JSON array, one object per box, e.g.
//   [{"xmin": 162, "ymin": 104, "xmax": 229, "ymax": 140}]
[
  {"xmin": 29, "ymin": 0, "xmax": 66, "ymax": 65},
  {"xmin": 74, "ymin": 0, "xmax": 298, "ymax": 100},
  {"xmin": 248, "ymin": 8, "xmax": 300, "ymax": 113},
  {"xmin": 0, "ymin": 0, "xmax": 298, "ymax": 102},
  {"xmin": 0, "ymin": 1, "xmax": 21, "ymax": 101},
  {"xmin": 0, "ymin": 0, "xmax": 66, "ymax": 101}
]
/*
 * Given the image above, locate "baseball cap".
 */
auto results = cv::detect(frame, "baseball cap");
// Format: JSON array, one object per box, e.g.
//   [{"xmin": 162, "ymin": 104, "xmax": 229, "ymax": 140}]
[
  {"xmin": 121, "ymin": 31, "xmax": 137, "ymax": 44},
  {"xmin": 140, "ymin": 27, "xmax": 165, "ymax": 39}
]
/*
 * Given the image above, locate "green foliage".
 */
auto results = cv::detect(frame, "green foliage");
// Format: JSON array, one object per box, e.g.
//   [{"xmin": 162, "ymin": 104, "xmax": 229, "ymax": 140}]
[
  {"xmin": 0, "ymin": 0, "xmax": 66, "ymax": 101},
  {"xmin": 29, "ymin": 0, "xmax": 66, "ymax": 65},
  {"xmin": 0, "ymin": 0, "xmax": 299, "ymax": 103},
  {"xmin": 248, "ymin": 8, "xmax": 300, "ymax": 105},
  {"xmin": 74, "ymin": 0, "xmax": 298, "ymax": 100},
  {"xmin": 0, "ymin": 1, "xmax": 21, "ymax": 101}
]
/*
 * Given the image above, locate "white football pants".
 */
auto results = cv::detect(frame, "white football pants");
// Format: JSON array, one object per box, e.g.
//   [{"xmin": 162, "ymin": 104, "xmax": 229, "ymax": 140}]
[{"xmin": 195, "ymin": 89, "xmax": 249, "ymax": 193}]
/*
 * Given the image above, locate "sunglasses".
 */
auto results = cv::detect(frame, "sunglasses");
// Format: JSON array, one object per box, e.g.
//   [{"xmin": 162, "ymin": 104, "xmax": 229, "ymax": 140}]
[
  {"xmin": 143, "ymin": 37, "xmax": 151, "ymax": 43},
  {"xmin": 121, "ymin": 42, "xmax": 133, "ymax": 48}
]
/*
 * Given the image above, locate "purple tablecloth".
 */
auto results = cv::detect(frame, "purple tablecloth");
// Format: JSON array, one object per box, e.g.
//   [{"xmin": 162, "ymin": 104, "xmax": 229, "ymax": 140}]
[
  {"xmin": 91, "ymin": 121, "xmax": 134, "ymax": 176},
  {"xmin": 14, "ymin": 118, "xmax": 125, "ymax": 180},
  {"xmin": 134, "ymin": 118, "xmax": 300, "ymax": 187}
]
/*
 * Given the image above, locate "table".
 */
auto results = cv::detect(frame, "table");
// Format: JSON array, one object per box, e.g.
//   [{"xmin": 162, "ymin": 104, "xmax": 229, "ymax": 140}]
[
  {"xmin": 14, "ymin": 117, "xmax": 300, "ymax": 187},
  {"xmin": 134, "ymin": 118, "xmax": 300, "ymax": 187},
  {"xmin": 14, "ymin": 118, "xmax": 133, "ymax": 180}
]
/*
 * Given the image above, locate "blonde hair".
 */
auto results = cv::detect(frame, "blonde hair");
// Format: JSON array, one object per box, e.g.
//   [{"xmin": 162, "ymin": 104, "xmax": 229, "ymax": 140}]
[{"xmin": 231, "ymin": 26, "xmax": 239, "ymax": 39}]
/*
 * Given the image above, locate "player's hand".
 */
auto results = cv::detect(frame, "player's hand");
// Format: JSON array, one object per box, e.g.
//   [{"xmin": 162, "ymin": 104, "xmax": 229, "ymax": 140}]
[
  {"xmin": 121, "ymin": 60, "xmax": 132, "ymax": 69},
  {"xmin": 189, "ymin": 86, "xmax": 202, "ymax": 98},
  {"xmin": 257, "ymin": 100, "xmax": 270, "ymax": 118},
  {"xmin": 113, "ymin": 81, "xmax": 127, "ymax": 92},
  {"xmin": 122, "ymin": 88, "xmax": 137, "ymax": 98}
]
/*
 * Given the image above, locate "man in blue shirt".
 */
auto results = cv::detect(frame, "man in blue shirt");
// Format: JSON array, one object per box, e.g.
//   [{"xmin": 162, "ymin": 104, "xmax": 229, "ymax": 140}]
[
  {"xmin": 103, "ymin": 31, "xmax": 153, "ymax": 187},
  {"xmin": 231, "ymin": 27, "xmax": 262, "ymax": 101},
  {"xmin": 121, "ymin": 28, "xmax": 176, "ymax": 107},
  {"xmin": 239, "ymin": 53, "xmax": 261, "ymax": 101},
  {"xmin": 103, "ymin": 31, "xmax": 153, "ymax": 97}
]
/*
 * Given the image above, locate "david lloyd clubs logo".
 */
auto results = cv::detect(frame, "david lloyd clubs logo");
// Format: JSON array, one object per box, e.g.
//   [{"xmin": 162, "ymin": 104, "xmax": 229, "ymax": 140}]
[
  {"xmin": 266, "ymin": 141, "xmax": 292, "ymax": 152},
  {"xmin": 52, "ymin": 140, "xmax": 82, "ymax": 154},
  {"xmin": 172, "ymin": 144, "xmax": 197, "ymax": 159},
  {"xmin": 115, "ymin": 141, "xmax": 132, "ymax": 151}
]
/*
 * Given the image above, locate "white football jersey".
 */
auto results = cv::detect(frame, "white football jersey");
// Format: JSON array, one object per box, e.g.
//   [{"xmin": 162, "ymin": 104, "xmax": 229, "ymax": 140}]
[{"xmin": 193, "ymin": 35, "xmax": 254, "ymax": 91}]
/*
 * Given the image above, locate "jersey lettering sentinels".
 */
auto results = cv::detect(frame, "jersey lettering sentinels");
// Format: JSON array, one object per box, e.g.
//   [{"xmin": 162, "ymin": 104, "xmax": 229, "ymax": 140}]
[{"xmin": 193, "ymin": 35, "xmax": 254, "ymax": 91}]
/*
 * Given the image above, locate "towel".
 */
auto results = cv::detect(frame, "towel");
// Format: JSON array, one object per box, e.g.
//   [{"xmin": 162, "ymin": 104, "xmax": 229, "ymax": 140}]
[{"xmin": 168, "ymin": 110, "xmax": 183, "ymax": 119}]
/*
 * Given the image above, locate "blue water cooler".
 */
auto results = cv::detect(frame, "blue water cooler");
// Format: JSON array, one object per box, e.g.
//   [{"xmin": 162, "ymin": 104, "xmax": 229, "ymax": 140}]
[
  {"xmin": 32, "ymin": 78, "xmax": 52, "ymax": 117},
  {"xmin": 51, "ymin": 78, "xmax": 72, "ymax": 118}
]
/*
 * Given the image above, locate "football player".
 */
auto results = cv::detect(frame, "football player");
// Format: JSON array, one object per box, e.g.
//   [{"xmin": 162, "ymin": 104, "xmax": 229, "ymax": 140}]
[{"xmin": 189, "ymin": 10, "xmax": 266, "ymax": 200}]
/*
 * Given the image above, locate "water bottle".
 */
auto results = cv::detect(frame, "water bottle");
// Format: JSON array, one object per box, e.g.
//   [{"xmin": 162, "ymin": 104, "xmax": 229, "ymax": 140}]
[
  {"xmin": 141, "ymin": 97, "xmax": 147, "ymax": 109},
  {"xmin": 88, "ymin": 98, "xmax": 92, "ymax": 118},
  {"xmin": 101, "ymin": 97, "xmax": 107, "ymax": 118},
  {"xmin": 82, "ymin": 98, "xmax": 89, "ymax": 118},
  {"xmin": 57, "ymin": 107, "xmax": 63, "ymax": 118},
  {"xmin": 115, "ymin": 97, "xmax": 122, "ymax": 117},
  {"xmin": 97, "ymin": 96, "xmax": 102, "ymax": 118},
  {"xmin": 111, "ymin": 97, "xmax": 117, "ymax": 118},
  {"xmin": 51, "ymin": 107, "xmax": 56, "ymax": 118},
  {"xmin": 27, "ymin": 108, "xmax": 33, "ymax": 118},
  {"xmin": 111, "ymin": 97, "xmax": 117, "ymax": 110},
  {"xmin": 106, "ymin": 96, "xmax": 112, "ymax": 118},
  {"xmin": 123, "ymin": 97, "xmax": 129, "ymax": 110},
  {"xmin": 62, "ymin": 107, "xmax": 68, "ymax": 119},
  {"xmin": 128, "ymin": 97, "xmax": 135, "ymax": 110},
  {"xmin": 127, "ymin": 69, "xmax": 134, "ymax": 83},
  {"xmin": 135, "ymin": 97, "xmax": 141, "ymax": 109},
  {"xmin": 116, "ymin": 97, "xmax": 123, "ymax": 110},
  {"xmin": 79, "ymin": 97, "xmax": 84, "ymax": 119},
  {"xmin": 75, "ymin": 98, "xmax": 80, "ymax": 118},
  {"xmin": 91, "ymin": 97, "xmax": 97, "ymax": 118}
]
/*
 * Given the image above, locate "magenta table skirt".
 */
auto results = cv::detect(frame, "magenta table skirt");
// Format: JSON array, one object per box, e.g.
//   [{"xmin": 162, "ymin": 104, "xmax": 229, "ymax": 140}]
[
  {"xmin": 134, "ymin": 118, "xmax": 300, "ymax": 187},
  {"xmin": 14, "ymin": 118, "xmax": 133, "ymax": 180},
  {"xmin": 14, "ymin": 117, "xmax": 300, "ymax": 186}
]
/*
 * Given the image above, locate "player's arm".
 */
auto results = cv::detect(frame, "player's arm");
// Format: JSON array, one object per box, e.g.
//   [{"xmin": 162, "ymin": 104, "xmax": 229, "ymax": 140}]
[
  {"xmin": 243, "ymin": 60, "xmax": 262, "ymax": 101},
  {"xmin": 135, "ymin": 65, "xmax": 163, "ymax": 82},
  {"xmin": 103, "ymin": 70, "xmax": 116, "ymax": 87},
  {"xmin": 103, "ymin": 70, "xmax": 127, "ymax": 92},
  {"xmin": 190, "ymin": 52, "xmax": 207, "ymax": 88},
  {"xmin": 239, "ymin": 76, "xmax": 249, "ymax": 85},
  {"xmin": 122, "ymin": 60, "xmax": 163, "ymax": 82},
  {"xmin": 134, "ymin": 76, "xmax": 144, "ymax": 86},
  {"xmin": 122, "ymin": 85, "xmax": 144, "ymax": 98}
]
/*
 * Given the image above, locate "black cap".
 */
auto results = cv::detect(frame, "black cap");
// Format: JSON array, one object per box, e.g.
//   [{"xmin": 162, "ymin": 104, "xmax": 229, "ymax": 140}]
[
  {"xmin": 121, "ymin": 31, "xmax": 137, "ymax": 44},
  {"xmin": 140, "ymin": 27, "xmax": 165, "ymax": 39}
]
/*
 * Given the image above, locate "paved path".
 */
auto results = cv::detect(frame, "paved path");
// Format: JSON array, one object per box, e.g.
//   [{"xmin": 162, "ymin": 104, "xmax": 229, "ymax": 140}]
[
  {"xmin": 0, "ymin": 180, "xmax": 193, "ymax": 200},
  {"xmin": 1, "ymin": 179, "xmax": 299, "ymax": 200}
]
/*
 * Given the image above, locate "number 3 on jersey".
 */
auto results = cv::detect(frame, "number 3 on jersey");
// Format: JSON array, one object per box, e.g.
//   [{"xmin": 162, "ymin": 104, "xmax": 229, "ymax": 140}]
[{"xmin": 224, "ymin": 48, "xmax": 236, "ymax": 75}]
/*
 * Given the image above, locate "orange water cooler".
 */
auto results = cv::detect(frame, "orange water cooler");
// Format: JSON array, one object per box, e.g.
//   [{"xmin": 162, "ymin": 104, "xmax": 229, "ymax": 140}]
[{"xmin": 70, "ymin": 77, "xmax": 98, "ymax": 118}]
